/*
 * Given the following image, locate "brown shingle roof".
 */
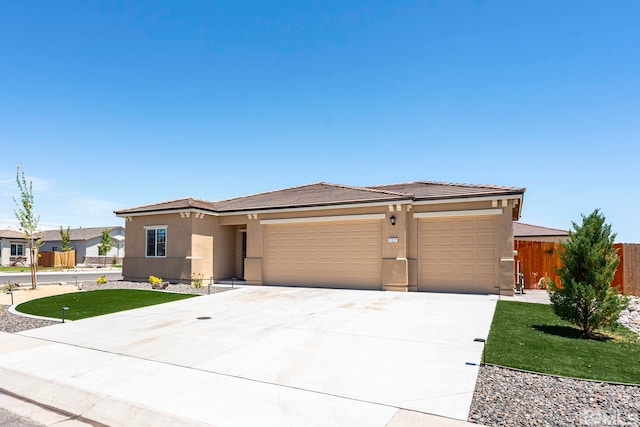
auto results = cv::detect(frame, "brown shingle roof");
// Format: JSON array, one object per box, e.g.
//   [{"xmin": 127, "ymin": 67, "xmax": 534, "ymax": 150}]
[
  {"xmin": 370, "ymin": 181, "xmax": 526, "ymax": 200},
  {"xmin": 115, "ymin": 198, "xmax": 217, "ymax": 215},
  {"xmin": 214, "ymin": 182, "xmax": 408, "ymax": 211},
  {"xmin": 42, "ymin": 226, "xmax": 125, "ymax": 242},
  {"xmin": 115, "ymin": 181, "xmax": 526, "ymax": 215},
  {"xmin": 513, "ymin": 222, "xmax": 568, "ymax": 238},
  {"xmin": 0, "ymin": 229, "xmax": 27, "ymax": 239}
]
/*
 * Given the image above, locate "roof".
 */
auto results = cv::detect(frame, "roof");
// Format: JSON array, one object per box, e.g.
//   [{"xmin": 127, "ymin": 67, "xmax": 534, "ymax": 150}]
[
  {"xmin": 42, "ymin": 226, "xmax": 124, "ymax": 242},
  {"xmin": 513, "ymin": 222, "xmax": 568, "ymax": 238},
  {"xmin": 0, "ymin": 229, "xmax": 27, "ymax": 239},
  {"xmin": 115, "ymin": 181, "xmax": 526, "ymax": 216}
]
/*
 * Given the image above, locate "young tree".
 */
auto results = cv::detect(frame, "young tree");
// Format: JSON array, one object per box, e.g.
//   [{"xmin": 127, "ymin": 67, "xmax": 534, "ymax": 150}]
[
  {"xmin": 12, "ymin": 165, "xmax": 41, "ymax": 289},
  {"xmin": 98, "ymin": 228, "xmax": 114, "ymax": 266},
  {"xmin": 547, "ymin": 209, "xmax": 629, "ymax": 337},
  {"xmin": 60, "ymin": 226, "xmax": 72, "ymax": 252}
]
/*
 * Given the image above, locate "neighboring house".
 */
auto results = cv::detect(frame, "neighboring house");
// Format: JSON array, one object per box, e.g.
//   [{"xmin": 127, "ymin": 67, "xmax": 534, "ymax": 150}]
[
  {"xmin": 40, "ymin": 226, "xmax": 125, "ymax": 265},
  {"xmin": 116, "ymin": 181, "xmax": 525, "ymax": 295},
  {"xmin": 513, "ymin": 222, "xmax": 569, "ymax": 243},
  {"xmin": 0, "ymin": 229, "xmax": 31, "ymax": 267}
]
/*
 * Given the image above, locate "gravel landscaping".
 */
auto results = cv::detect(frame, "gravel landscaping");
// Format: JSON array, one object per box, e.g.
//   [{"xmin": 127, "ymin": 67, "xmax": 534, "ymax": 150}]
[
  {"xmin": 470, "ymin": 364, "xmax": 640, "ymax": 426},
  {"xmin": 2, "ymin": 284, "xmax": 639, "ymax": 426}
]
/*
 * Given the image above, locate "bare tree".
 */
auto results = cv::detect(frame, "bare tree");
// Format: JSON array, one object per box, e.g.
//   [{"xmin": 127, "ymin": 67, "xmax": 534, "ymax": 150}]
[{"xmin": 12, "ymin": 165, "xmax": 41, "ymax": 289}]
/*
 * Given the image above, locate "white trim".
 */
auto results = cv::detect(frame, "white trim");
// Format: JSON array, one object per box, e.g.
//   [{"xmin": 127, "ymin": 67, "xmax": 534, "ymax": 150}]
[
  {"xmin": 117, "ymin": 209, "xmax": 216, "ymax": 219},
  {"xmin": 260, "ymin": 213, "xmax": 386, "ymax": 225},
  {"xmin": 414, "ymin": 194, "xmax": 523, "ymax": 206},
  {"xmin": 226, "ymin": 200, "xmax": 414, "ymax": 217},
  {"xmin": 413, "ymin": 208, "xmax": 503, "ymax": 219},
  {"xmin": 143, "ymin": 225, "xmax": 168, "ymax": 230}
]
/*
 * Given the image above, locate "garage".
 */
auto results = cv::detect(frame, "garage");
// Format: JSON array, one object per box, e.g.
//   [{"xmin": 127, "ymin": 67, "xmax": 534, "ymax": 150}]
[
  {"xmin": 418, "ymin": 214, "xmax": 498, "ymax": 294},
  {"xmin": 263, "ymin": 217, "xmax": 382, "ymax": 289}
]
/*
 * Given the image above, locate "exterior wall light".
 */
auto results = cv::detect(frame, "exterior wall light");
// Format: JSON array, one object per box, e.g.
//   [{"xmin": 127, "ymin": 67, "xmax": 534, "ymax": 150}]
[{"xmin": 390, "ymin": 215, "xmax": 396, "ymax": 226}]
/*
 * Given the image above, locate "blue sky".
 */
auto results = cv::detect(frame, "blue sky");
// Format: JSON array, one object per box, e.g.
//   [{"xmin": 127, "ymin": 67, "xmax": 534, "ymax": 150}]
[{"xmin": 1, "ymin": 1, "xmax": 638, "ymax": 241}]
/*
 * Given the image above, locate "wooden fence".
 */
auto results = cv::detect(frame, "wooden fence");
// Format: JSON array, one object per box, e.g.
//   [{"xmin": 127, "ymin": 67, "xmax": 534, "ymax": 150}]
[
  {"xmin": 514, "ymin": 241, "xmax": 640, "ymax": 296},
  {"xmin": 39, "ymin": 250, "xmax": 75, "ymax": 268},
  {"xmin": 617, "ymin": 243, "xmax": 640, "ymax": 296},
  {"xmin": 514, "ymin": 241, "xmax": 563, "ymax": 289}
]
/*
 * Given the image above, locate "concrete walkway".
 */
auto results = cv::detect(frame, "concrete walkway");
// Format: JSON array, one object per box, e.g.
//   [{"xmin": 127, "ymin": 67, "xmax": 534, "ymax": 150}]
[
  {"xmin": 0, "ymin": 287, "xmax": 496, "ymax": 426},
  {"xmin": 500, "ymin": 289, "xmax": 550, "ymax": 304}
]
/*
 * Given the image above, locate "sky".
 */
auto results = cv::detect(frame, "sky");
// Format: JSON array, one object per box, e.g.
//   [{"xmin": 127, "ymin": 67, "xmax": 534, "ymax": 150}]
[{"xmin": 1, "ymin": 1, "xmax": 639, "ymax": 241}]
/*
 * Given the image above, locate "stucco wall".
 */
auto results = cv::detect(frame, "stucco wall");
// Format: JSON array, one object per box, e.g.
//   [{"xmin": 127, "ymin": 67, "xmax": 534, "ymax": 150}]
[{"xmin": 123, "ymin": 213, "xmax": 194, "ymax": 282}]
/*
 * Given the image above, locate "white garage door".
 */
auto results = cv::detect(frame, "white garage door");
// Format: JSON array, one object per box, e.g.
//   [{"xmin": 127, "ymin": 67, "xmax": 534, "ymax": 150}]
[
  {"xmin": 264, "ymin": 221, "xmax": 382, "ymax": 289},
  {"xmin": 419, "ymin": 216, "xmax": 498, "ymax": 293}
]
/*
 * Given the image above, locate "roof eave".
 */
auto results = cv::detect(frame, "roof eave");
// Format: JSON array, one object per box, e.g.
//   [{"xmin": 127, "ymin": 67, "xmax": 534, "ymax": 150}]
[
  {"xmin": 218, "ymin": 198, "xmax": 415, "ymax": 216},
  {"xmin": 116, "ymin": 207, "xmax": 220, "ymax": 218}
]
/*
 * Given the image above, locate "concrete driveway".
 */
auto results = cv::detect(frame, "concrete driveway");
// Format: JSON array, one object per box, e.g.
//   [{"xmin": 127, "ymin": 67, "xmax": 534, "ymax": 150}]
[{"xmin": 0, "ymin": 286, "xmax": 497, "ymax": 426}]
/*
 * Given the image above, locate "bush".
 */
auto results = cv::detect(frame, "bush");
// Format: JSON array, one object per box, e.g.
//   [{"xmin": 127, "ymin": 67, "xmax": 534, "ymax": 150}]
[
  {"xmin": 547, "ymin": 209, "xmax": 629, "ymax": 337},
  {"xmin": 96, "ymin": 275, "xmax": 107, "ymax": 284},
  {"xmin": 191, "ymin": 273, "xmax": 204, "ymax": 289},
  {"xmin": 2, "ymin": 281, "xmax": 19, "ymax": 292},
  {"xmin": 149, "ymin": 275, "xmax": 163, "ymax": 285}
]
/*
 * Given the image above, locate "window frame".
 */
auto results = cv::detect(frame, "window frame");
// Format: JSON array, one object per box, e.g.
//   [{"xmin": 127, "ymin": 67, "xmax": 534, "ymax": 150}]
[
  {"xmin": 144, "ymin": 225, "xmax": 167, "ymax": 258},
  {"xmin": 10, "ymin": 243, "xmax": 24, "ymax": 257}
]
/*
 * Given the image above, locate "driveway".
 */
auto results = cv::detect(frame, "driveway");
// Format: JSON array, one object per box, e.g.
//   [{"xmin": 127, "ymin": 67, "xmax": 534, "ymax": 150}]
[{"xmin": 0, "ymin": 286, "xmax": 496, "ymax": 426}]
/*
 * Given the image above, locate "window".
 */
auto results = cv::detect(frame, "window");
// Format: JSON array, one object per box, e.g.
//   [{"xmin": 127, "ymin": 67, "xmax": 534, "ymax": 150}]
[
  {"xmin": 52, "ymin": 246, "xmax": 58, "ymax": 252},
  {"xmin": 146, "ymin": 227, "xmax": 167, "ymax": 257},
  {"xmin": 10, "ymin": 244, "xmax": 24, "ymax": 256}
]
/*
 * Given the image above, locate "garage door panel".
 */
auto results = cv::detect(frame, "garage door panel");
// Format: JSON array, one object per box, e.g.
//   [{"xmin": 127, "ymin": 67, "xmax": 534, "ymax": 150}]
[
  {"xmin": 477, "ymin": 219, "xmax": 496, "ymax": 229},
  {"xmin": 264, "ymin": 221, "xmax": 381, "ymax": 290},
  {"xmin": 419, "ymin": 216, "xmax": 498, "ymax": 293}
]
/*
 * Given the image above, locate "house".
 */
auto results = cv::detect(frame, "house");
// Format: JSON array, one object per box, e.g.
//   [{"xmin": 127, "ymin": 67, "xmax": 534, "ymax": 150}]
[
  {"xmin": 513, "ymin": 222, "xmax": 569, "ymax": 242},
  {"xmin": 0, "ymin": 229, "xmax": 31, "ymax": 267},
  {"xmin": 115, "ymin": 181, "xmax": 525, "ymax": 295},
  {"xmin": 40, "ymin": 226, "xmax": 125, "ymax": 266}
]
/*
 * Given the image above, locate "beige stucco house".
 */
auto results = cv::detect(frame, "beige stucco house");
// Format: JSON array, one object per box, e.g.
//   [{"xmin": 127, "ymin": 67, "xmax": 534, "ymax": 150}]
[{"xmin": 115, "ymin": 181, "xmax": 525, "ymax": 295}]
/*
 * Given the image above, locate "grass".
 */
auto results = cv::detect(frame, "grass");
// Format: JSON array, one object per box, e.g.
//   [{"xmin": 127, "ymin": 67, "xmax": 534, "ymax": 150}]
[
  {"xmin": 486, "ymin": 301, "xmax": 640, "ymax": 384},
  {"xmin": 16, "ymin": 289, "xmax": 199, "ymax": 321},
  {"xmin": 0, "ymin": 266, "xmax": 59, "ymax": 272}
]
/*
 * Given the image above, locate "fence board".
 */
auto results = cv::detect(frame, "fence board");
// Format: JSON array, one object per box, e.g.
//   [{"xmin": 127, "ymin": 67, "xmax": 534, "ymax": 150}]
[
  {"xmin": 623, "ymin": 244, "xmax": 640, "ymax": 296},
  {"xmin": 612, "ymin": 243, "xmax": 624, "ymax": 294}
]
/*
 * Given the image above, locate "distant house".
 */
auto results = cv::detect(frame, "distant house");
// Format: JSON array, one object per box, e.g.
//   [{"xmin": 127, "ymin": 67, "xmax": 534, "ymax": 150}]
[
  {"xmin": 40, "ymin": 226, "xmax": 125, "ymax": 266},
  {"xmin": 513, "ymin": 222, "xmax": 569, "ymax": 243},
  {"xmin": 0, "ymin": 229, "xmax": 31, "ymax": 267}
]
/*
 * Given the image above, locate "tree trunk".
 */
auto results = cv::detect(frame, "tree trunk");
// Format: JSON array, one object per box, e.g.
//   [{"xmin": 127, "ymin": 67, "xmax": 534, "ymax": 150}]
[{"xmin": 30, "ymin": 245, "xmax": 37, "ymax": 289}]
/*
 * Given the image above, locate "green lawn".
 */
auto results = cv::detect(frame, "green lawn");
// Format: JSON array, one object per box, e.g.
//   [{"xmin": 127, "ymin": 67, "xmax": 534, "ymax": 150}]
[
  {"xmin": 0, "ymin": 266, "xmax": 58, "ymax": 272},
  {"xmin": 16, "ymin": 289, "xmax": 199, "ymax": 321},
  {"xmin": 486, "ymin": 301, "xmax": 640, "ymax": 384}
]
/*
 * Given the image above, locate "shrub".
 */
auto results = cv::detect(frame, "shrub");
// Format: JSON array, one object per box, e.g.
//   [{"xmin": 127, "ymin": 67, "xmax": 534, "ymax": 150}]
[
  {"xmin": 2, "ymin": 281, "xmax": 19, "ymax": 292},
  {"xmin": 96, "ymin": 275, "xmax": 107, "ymax": 284},
  {"xmin": 547, "ymin": 209, "xmax": 629, "ymax": 337},
  {"xmin": 149, "ymin": 275, "xmax": 163, "ymax": 285},
  {"xmin": 191, "ymin": 273, "xmax": 204, "ymax": 289}
]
